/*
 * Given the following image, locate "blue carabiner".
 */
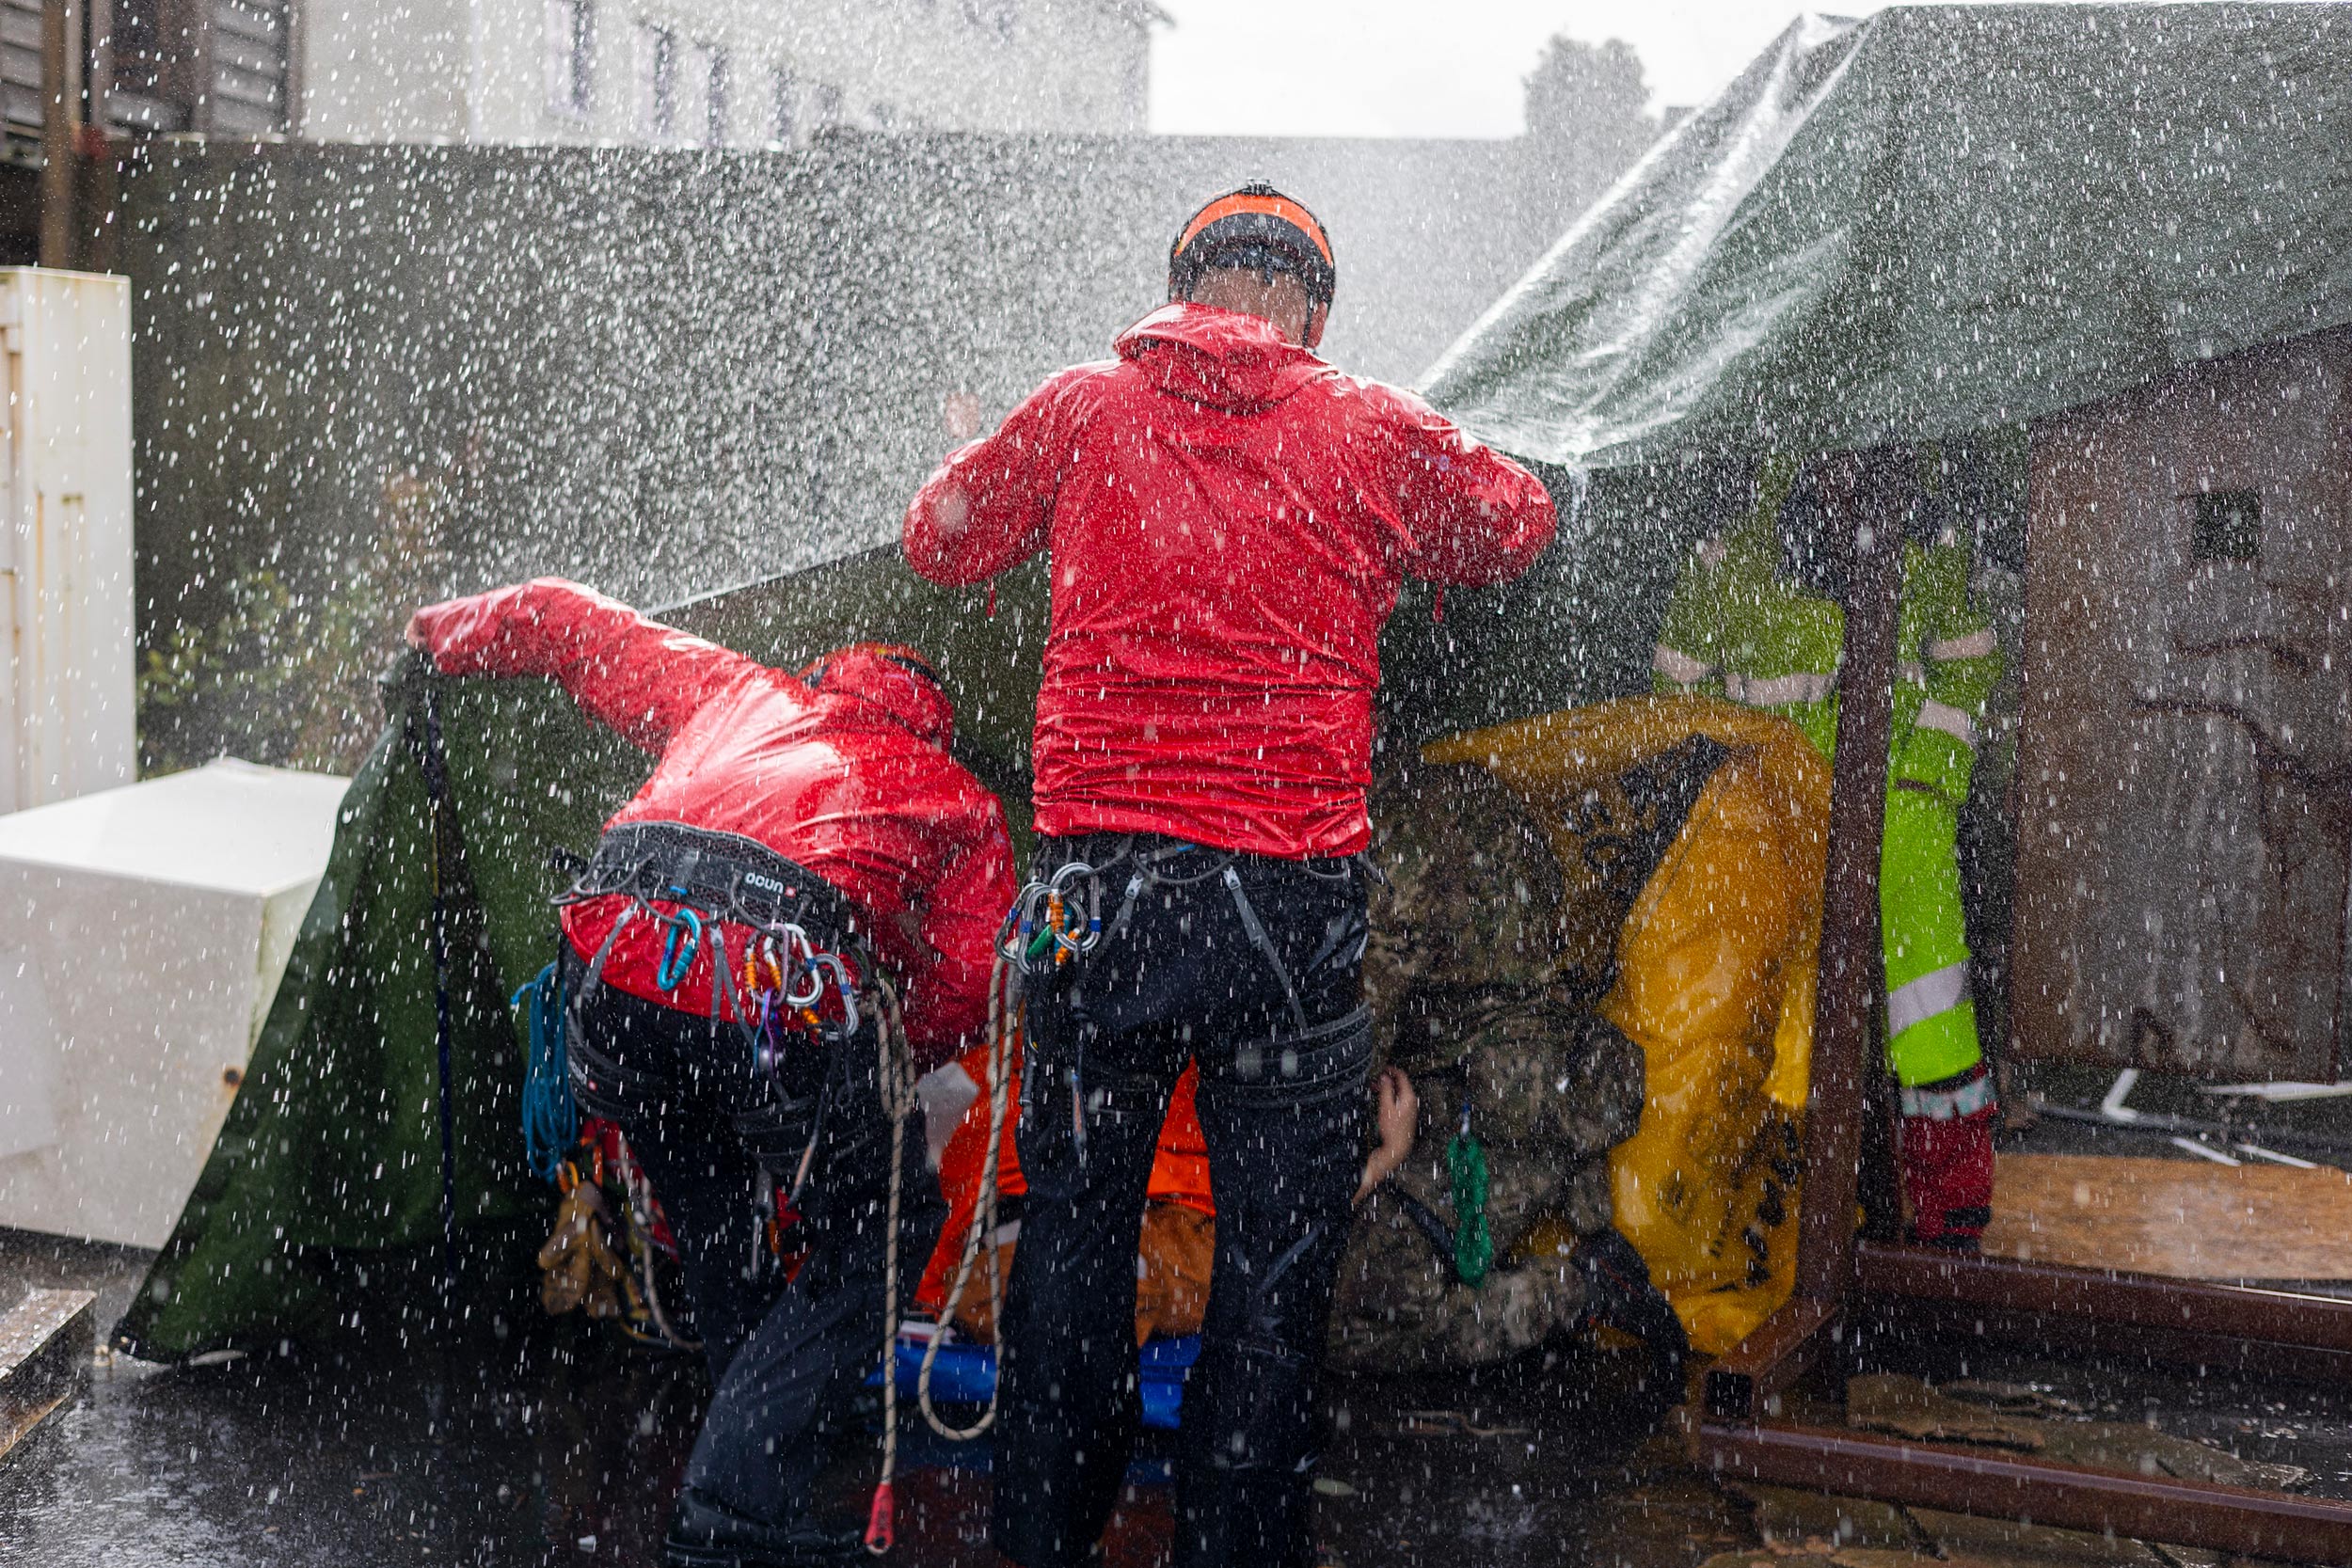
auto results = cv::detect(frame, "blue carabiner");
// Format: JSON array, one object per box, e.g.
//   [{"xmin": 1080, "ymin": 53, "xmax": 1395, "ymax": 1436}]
[{"xmin": 655, "ymin": 905, "xmax": 704, "ymax": 991}]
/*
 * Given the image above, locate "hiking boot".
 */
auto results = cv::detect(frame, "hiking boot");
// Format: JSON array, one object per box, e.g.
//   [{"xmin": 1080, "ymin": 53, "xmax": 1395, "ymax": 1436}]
[
  {"xmin": 1575, "ymin": 1227, "xmax": 1690, "ymax": 1405},
  {"xmin": 661, "ymin": 1489, "xmax": 866, "ymax": 1567}
]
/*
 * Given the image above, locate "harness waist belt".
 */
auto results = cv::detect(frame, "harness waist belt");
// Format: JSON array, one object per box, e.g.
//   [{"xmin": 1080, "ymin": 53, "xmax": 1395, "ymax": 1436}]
[
  {"xmin": 563, "ymin": 820, "xmax": 863, "ymax": 942},
  {"xmin": 1198, "ymin": 1006, "xmax": 1375, "ymax": 1109}
]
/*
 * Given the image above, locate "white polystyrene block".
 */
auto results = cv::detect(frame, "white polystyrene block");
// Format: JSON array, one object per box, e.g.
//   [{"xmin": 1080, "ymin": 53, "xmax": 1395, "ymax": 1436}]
[{"xmin": 0, "ymin": 759, "xmax": 349, "ymax": 1246}]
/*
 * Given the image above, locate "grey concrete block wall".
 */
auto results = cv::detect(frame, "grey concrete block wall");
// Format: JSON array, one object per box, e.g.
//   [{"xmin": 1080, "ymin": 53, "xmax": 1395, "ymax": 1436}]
[{"xmin": 121, "ymin": 130, "xmax": 1547, "ymax": 641}]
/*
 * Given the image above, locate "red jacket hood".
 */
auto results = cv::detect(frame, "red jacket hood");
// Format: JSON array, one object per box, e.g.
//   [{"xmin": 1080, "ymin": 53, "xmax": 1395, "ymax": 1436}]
[
  {"xmin": 1114, "ymin": 302, "xmax": 1329, "ymax": 413},
  {"xmin": 804, "ymin": 643, "xmax": 955, "ymax": 751}
]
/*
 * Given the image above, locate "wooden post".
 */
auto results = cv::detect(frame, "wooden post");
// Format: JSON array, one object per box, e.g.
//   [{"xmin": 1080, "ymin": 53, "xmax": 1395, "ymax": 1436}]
[
  {"xmin": 39, "ymin": 0, "xmax": 83, "ymax": 269},
  {"xmin": 1794, "ymin": 445, "xmax": 1906, "ymax": 1302}
]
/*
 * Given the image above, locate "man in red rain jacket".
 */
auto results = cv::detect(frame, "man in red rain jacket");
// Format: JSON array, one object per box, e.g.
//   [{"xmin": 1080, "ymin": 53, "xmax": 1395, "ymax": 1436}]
[
  {"xmin": 902, "ymin": 183, "xmax": 1556, "ymax": 1568},
  {"xmin": 407, "ymin": 578, "xmax": 1013, "ymax": 1568}
]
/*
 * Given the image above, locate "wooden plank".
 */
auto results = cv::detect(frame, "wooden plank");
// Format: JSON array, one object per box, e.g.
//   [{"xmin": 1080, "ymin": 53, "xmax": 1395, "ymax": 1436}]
[
  {"xmin": 1702, "ymin": 1296, "xmax": 1839, "ymax": 1421},
  {"xmin": 1981, "ymin": 1152, "xmax": 2352, "ymax": 1282},
  {"xmin": 0, "ymin": 1288, "xmax": 96, "ymax": 1463}
]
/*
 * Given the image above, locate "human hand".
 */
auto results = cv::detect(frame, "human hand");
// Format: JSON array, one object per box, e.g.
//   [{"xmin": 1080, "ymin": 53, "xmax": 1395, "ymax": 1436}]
[
  {"xmin": 1356, "ymin": 1067, "xmax": 1419, "ymax": 1205},
  {"xmin": 1375, "ymin": 1067, "xmax": 1419, "ymax": 1159}
]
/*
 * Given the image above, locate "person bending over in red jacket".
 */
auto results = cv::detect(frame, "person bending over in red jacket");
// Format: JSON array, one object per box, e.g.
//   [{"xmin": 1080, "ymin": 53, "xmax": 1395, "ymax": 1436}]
[
  {"xmin": 407, "ymin": 579, "xmax": 1013, "ymax": 1568},
  {"xmin": 903, "ymin": 183, "xmax": 1557, "ymax": 1568}
]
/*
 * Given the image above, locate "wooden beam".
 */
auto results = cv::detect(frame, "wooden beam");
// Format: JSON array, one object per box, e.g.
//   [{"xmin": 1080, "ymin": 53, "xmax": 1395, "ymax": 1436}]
[
  {"xmin": 1701, "ymin": 1295, "xmax": 1840, "ymax": 1422},
  {"xmin": 0, "ymin": 1288, "xmax": 96, "ymax": 1462},
  {"xmin": 1795, "ymin": 446, "xmax": 1906, "ymax": 1301},
  {"xmin": 1855, "ymin": 1240, "xmax": 2352, "ymax": 1383},
  {"xmin": 39, "ymin": 0, "xmax": 83, "ymax": 268}
]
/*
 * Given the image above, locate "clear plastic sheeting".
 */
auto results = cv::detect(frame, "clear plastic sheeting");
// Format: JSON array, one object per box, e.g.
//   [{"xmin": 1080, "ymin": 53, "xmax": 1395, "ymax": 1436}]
[{"xmin": 1421, "ymin": 5, "xmax": 2352, "ymax": 469}]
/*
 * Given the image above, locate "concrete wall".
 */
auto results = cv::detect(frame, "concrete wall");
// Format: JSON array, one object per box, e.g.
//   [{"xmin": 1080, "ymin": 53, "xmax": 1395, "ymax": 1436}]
[
  {"xmin": 301, "ymin": 0, "xmax": 1151, "ymax": 146},
  {"xmin": 2017, "ymin": 325, "xmax": 2352, "ymax": 1079},
  {"xmin": 118, "ymin": 131, "xmax": 1544, "ymax": 765}
]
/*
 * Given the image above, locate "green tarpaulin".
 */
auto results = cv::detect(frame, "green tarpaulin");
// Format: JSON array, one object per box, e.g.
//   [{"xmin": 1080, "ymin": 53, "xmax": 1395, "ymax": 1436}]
[
  {"xmin": 115, "ymin": 556, "xmax": 1054, "ymax": 1358},
  {"xmin": 1422, "ymin": 3, "xmax": 2352, "ymax": 469}
]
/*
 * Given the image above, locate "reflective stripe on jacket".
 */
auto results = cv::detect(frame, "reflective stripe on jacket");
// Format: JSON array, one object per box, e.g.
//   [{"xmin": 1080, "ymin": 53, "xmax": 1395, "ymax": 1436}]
[{"xmin": 1653, "ymin": 522, "xmax": 2005, "ymax": 1088}]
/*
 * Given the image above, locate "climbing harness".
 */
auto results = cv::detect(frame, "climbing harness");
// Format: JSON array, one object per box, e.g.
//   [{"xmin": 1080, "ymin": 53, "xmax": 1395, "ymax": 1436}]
[
  {"xmin": 1002, "ymin": 839, "xmax": 1359, "ymax": 1164},
  {"xmin": 548, "ymin": 823, "xmax": 888, "ymax": 1365},
  {"xmin": 557, "ymin": 821, "xmax": 868, "ymax": 1063}
]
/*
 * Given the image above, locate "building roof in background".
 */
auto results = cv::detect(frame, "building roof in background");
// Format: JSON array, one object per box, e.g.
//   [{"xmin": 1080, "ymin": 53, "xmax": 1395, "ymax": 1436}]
[{"xmin": 1421, "ymin": 4, "xmax": 2352, "ymax": 468}]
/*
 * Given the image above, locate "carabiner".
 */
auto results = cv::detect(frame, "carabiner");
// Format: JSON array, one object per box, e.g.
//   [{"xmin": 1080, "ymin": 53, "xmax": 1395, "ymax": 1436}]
[
  {"xmin": 655, "ymin": 905, "xmax": 705, "ymax": 991},
  {"xmin": 811, "ymin": 951, "xmax": 861, "ymax": 1037},
  {"xmin": 1049, "ymin": 862, "xmax": 1105, "ymax": 958}
]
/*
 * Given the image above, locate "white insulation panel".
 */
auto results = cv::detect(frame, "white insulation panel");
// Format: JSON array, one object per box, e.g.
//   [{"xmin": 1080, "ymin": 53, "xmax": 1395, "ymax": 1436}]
[{"xmin": 0, "ymin": 760, "xmax": 349, "ymax": 1247}]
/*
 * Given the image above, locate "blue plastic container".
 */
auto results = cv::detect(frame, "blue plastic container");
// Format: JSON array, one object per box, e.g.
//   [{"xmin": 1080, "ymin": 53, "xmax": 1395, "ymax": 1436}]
[{"xmin": 880, "ymin": 1332, "xmax": 1199, "ymax": 1431}]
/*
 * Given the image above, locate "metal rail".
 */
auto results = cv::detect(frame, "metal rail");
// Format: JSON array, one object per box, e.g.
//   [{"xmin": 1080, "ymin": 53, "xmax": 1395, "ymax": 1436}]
[{"xmin": 1698, "ymin": 1420, "xmax": 2352, "ymax": 1565}]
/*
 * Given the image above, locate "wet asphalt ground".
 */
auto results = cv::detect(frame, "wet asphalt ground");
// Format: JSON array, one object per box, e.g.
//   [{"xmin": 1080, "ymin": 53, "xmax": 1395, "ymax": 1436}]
[
  {"xmin": 9, "ymin": 1067, "xmax": 2352, "ymax": 1568},
  {"xmin": 0, "ymin": 1246, "xmax": 1708, "ymax": 1568}
]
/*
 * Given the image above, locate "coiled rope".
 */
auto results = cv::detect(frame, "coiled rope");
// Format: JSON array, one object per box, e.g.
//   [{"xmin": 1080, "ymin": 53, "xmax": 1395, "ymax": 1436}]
[{"xmin": 513, "ymin": 961, "xmax": 579, "ymax": 1185}]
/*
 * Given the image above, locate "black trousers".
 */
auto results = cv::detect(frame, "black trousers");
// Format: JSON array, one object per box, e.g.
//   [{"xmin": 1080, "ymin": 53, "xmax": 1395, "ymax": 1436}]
[
  {"xmin": 992, "ymin": 834, "xmax": 1372, "ymax": 1568},
  {"xmin": 564, "ymin": 950, "xmax": 940, "ymax": 1528}
]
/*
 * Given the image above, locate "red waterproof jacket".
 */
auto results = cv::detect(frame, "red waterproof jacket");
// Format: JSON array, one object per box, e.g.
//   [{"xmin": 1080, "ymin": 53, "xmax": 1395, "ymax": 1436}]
[
  {"xmin": 408, "ymin": 578, "xmax": 1015, "ymax": 1062},
  {"xmin": 902, "ymin": 302, "xmax": 1556, "ymax": 858}
]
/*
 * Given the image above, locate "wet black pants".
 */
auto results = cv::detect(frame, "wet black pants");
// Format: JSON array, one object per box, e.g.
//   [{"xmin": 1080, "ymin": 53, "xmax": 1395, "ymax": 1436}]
[
  {"xmin": 565, "ymin": 952, "xmax": 939, "ymax": 1528},
  {"xmin": 992, "ymin": 835, "xmax": 1372, "ymax": 1568}
]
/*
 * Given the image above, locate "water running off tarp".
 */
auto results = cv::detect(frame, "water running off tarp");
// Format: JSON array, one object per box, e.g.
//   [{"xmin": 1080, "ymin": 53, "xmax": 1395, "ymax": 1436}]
[{"xmin": 1422, "ymin": 5, "xmax": 2352, "ymax": 469}]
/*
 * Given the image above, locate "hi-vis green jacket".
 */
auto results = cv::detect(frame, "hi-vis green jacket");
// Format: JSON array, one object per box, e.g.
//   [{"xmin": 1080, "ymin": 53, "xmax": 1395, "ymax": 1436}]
[{"xmin": 1650, "ymin": 506, "xmax": 2002, "ymax": 1096}]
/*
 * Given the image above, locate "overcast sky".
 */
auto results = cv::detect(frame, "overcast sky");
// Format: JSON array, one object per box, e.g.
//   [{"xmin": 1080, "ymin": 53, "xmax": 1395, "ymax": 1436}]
[{"xmin": 1149, "ymin": 1, "xmax": 1843, "ymax": 138}]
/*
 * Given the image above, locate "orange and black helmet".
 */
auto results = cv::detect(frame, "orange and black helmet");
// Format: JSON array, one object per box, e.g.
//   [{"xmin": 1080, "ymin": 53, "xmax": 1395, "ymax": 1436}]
[{"xmin": 1168, "ymin": 182, "xmax": 1336, "ymax": 308}]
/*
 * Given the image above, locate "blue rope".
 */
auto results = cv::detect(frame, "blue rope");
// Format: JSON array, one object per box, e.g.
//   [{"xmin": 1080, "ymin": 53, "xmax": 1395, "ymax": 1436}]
[{"xmin": 515, "ymin": 961, "xmax": 578, "ymax": 1185}]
